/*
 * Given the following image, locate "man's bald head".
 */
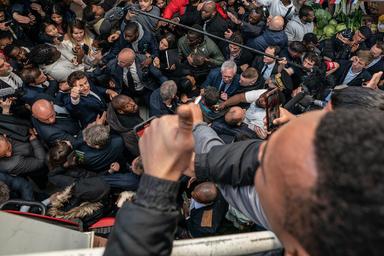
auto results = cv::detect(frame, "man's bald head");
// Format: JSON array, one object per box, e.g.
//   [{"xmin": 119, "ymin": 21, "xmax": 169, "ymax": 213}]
[
  {"xmin": 225, "ymin": 106, "xmax": 245, "ymax": 126},
  {"xmin": 32, "ymin": 99, "xmax": 56, "ymax": 124},
  {"xmin": 201, "ymin": 1, "xmax": 217, "ymax": 20},
  {"xmin": 269, "ymin": 16, "xmax": 285, "ymax": 31},
  {"xmin": 192, "ymin": 182, "xmax": 218, "ymax": 204},
  {"xmin": 117, "ymin": 48, "xmax": 136, "ymax": 68}
]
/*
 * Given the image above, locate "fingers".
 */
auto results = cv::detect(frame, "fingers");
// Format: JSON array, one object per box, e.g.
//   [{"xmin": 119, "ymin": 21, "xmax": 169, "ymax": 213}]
[{"xmin": 177, "ymin": 104, "xmax": 194, "ymax": 137}]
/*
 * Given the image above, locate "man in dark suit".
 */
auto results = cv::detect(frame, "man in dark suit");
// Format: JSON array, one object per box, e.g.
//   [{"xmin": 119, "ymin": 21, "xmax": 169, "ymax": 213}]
[
  {"xmin": 19, "ymin": 67, "xmax": 59, "ymax": 105},
  {"xmin": 31, "ymin": 99, "xmax": 82, "ymax": 147},
  {"xmin": 64, "ymin": 71, "xmax": 118, "ymax": 128},
  {"xmin": 333, "ymin": 50, "xmax": 372, "ymax": 87},
  {"xmin": 149, "ymin": 80, "xmax": 178, "ymax": 117},
  {"xmin": 366, "ymin": 42, "xmax": 383, "ymax": 86},
  {"xmin": 202, "ymin": 60, "xmax": 240, "ymax": 101},
  {"xmin": 252, "ymin": 45, "xmax": 282, "ymax": 83}
]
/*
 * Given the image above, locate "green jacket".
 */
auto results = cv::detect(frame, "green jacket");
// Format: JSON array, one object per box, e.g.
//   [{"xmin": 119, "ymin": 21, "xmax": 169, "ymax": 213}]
[{"xmin": 178, "ymin": 35, "xmax": 225, "ymax": 67}]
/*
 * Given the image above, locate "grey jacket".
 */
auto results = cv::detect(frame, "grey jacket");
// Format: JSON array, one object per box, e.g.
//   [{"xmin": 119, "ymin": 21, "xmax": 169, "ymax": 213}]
[
  {"xmin": 0, "ymin": 139, "xmax": 46, "ymax": 176},
  {"xmin": 284, "ymin": 15, "xmax": 314, "ymax": 42},
  {"xmin": 193, "ymin": 123, "xmax": 270, "ymax": 229}
]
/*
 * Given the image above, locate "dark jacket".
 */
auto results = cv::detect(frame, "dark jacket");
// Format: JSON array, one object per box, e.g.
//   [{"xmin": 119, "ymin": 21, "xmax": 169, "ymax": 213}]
[
  {"xmin": 32, "ymin": 114, "xmax": 82, "ymax": 147},
  {"xmin": 202, "ymin": 68, "xmax": 240, "ymax": 96},
  {"xmin": 63, "ymin": 83, "xmax": 107, "ymax": 128},
  {"xmin": 333, "ymin": 60, "xmax": 372, "ymax": 87},
  {"xmin": 252, "ymin": 56, "xmax": 279, "ymax": 81},
  {"xmin": 241, "ymin": 20, "xmax": 265, "ymax": 42},
  {"xmin": 0, "ymin": 172, "xmax": 34, "ymax": 201},
  {"xmin": 366, "ymin": 57, "xmax": 384, "ymax": 76},
  {"xmin": 0, "ymin": 139, "xmax": 45, "ymax": 176},
  {"xmin": 247, "ymin": 29, "xmax": 288, "ymax": 52},
  {"xmin": 104, "ymin": 174, "xmax": 180, "ymax": 256},
  {"xmin": 99, "ymin": 55, "xmax": 158, "ymax": 93},
  {"xmin": 104, "ymin": 22, "xmax": 158, "ymax": 63},
  {"xmin": 211, "ymin": 121, "xmax": 259, "ymax": 144},
  {"xmin": 187, "ymin": 192, "xmax": 228, "ymax": 238},
  {"xmin": 149, "ymin": 88, "xmax": 178, "ymax": 117},
  {"xmin": 201, "ymin": 13, "xmax": 230, "ymax": 49},
  {"xmin": 76, "ymin": 134, "xmax": 126, "ymax": 173},
  {"xmin": 0, "ymin": 114, "xmax": 31, "ymax": 142},
  {"xmin": 106, "ymin": 103, "xmax": 142, "ymax": 157},
  {"xmin": 22, "ymin": 80, "xmax": 59, "ymax": 105},
  {"xmin": 48, "ymin": 166, "xmax": 97, "ymax": 189},
  {"xmin": 223, "ymin": 48, "xmax": 254, "ymax": 73}
]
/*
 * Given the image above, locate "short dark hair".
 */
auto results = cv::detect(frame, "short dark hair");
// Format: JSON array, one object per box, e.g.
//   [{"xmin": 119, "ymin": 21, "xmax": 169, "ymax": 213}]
[
  {"xmin": 203, "ymin": 86, "xmax": 219, "ymax": 107},
  {"xmin": 299, "ymin": 5, "xmax": 314, "ymax": 19},
  {"xmin": 67, "ymin": 71, "xmax": 87, "ymax": 87},
  {"xmin": 289, "ymin": 41, "xmax": 306, "ymax": 54},
  {"xmin": 29, "ymin": 44, "xmax": 58, "ymax": 65},
  {"xmin": 0, "ymin": 31, "xmax": 12, "ymax": 40},
  {"xmin": 19, "ymin": 67, "xmax": 42, "ymax": 84},
  {"xmin": 48, "ymin": 140, "xmax": 73, "ymax": 169},
  {"xmin": 267, "ymin": 45, "xmax": 280, "ymax": 56},
  {"xmin": 188, "ymin": 25, "xmax": 204, "ymax": 40},
  {"xmin": 229, "ymin": 33, "xmax": 243, "ymax": 45},
  {"xmin": 303, "ymin": 33, "xmax": 318, "ymax": 45},
  {"xmin": 83, "ymin": 5, "xmax": 96, "ymax": 22},
  {"xmin": 331, "ymin": 86, "xmax": 384, "ymax": 110},
  {"xmin": 124, "ymin": 21, "xmax": 139, "ymax": 34},
  {"xmin": 285, "ymin": 109, "xmax": 384, "ymax": 255},
  {"xmin": 303, "ymin": 52, "xmax": 321, "ymax": 66}
]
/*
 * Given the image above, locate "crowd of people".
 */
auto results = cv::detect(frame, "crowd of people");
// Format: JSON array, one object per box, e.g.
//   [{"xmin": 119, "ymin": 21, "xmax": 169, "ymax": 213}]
[{"xmin": 0, "ymin": 0, "xmax": 383, "ymax": 255}]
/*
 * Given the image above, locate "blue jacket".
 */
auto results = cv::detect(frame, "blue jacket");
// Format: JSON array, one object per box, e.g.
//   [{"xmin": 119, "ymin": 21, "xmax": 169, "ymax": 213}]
[
  {"xmin": 32, "ymin": 114, "xmax": 82, "ymax": 147},
  {"xmin": 22, "ymin": 80, "xmax": 59, "ymax": 105},
  {"xmin": 202, "ymin": 68, "xmax": 240, "ymax": 96},
  {"xmin": 76, "ymin": 134, "xmax": 126, "ymax": 173},
  {"xmin": 149, "ymin": 88, "xmax": 177, "ymax": 117},
  {"xmin": 247, "ymin": 29, "xmax": 288, "ymax": 52},
  {"xmin": 63, "ymin": 82, "xmax": 107, "ymax": 128}
]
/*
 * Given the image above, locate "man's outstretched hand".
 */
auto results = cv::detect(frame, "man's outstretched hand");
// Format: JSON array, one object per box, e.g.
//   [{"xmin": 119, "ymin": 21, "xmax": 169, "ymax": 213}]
[{"xmin": 139, "ymin": 104, "xmax": 195, "ymax": 181}]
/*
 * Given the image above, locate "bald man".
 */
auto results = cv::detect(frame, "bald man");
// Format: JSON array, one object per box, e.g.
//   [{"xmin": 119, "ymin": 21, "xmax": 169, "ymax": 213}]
[
  {"xmin": 186, "ymin": 181, "xmax": 228, "ymax": 237},
  {"xmin": 102, "ymin": 48, "xmax": 157, "ymax": 99},
  {"xmin": 200, "ymin": 1, "xmax": 230, "ymax": 49},
  {"xmin": 247, "ymin": 15, "xmax": 288, "ymax": 52},
  {"xmin": 211, "ymin": 106, "xmax": 259, "ymax": 143},
  {"xmin": 31, "ymin": 99, "xmax": 82, "ymax": 147}
]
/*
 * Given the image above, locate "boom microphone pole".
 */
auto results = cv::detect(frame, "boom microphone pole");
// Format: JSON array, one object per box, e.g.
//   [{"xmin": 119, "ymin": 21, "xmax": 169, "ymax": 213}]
[{"xmin": 120, "ymin": 6, "xmax": 307, "ymax": 70}]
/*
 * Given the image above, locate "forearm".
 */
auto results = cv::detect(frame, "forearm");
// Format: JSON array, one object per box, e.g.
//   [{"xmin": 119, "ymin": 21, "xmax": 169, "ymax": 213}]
[
  {"xmin": 30, "ymin": 139, "xmax": 46, "ymax": 161},
  {"xmin": 195, "ymin": 140, "xmax": 260, "ymax": 186},
  {"xmin": 104, "ymin": 174, "xmax": 180, "ymax": 256}
]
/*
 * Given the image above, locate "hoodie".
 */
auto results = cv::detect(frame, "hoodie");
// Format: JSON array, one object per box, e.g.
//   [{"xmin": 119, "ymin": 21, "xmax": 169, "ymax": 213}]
[{"xmin": 284, "ymin": 15, "xmax": 314, "ymax": 42}]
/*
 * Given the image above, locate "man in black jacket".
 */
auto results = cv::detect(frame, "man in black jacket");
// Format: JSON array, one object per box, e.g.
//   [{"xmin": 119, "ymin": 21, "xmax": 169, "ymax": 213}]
[
  {"xmin": 333, "ymin": 50, "xmax": 372, "ymax": 87},
  {"xmin": 104, "ymin": 104, "xmax": 384, "ymax": 256}
]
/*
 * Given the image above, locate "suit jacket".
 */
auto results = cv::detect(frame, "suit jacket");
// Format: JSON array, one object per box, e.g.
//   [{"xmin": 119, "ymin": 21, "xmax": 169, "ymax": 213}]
[
  {"xmin": 32, "ymin": 114, "xmax": 82, "ymax": 148},
  {"xmin": 101, "ymin": 54, "xmax": 158, "ymax": 93},
  {"xmin": 63, "ymin": 82, "xmax": 107, "ymax": 127},
  {"xmin": 149, "ymin": 88, "xmax": 178, "ymax": 117},
  {"xmin": 252, "ymin": 56, "xmax": 279, "ymax": 81},
  {"xmin": 366, "ymin": 57, "xmax": 384, "ymax": 76},
  {"xmin": 0, "ymin": 139, "xmax": 45, "ymax": 176},
  {"xmin": 22, "ymin": 80, "xmax": 59, "ymax": 105},
  {"xmin": 0, "ymin": 114, "xmax": 31, "ymax": 142},
  {"xmin": 202, "ymin": 68, "xmax": 240, "ymax": 96},
  {"xmin": 334, "ymin": 60, "xmax": 372, "ymax": 87}
]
